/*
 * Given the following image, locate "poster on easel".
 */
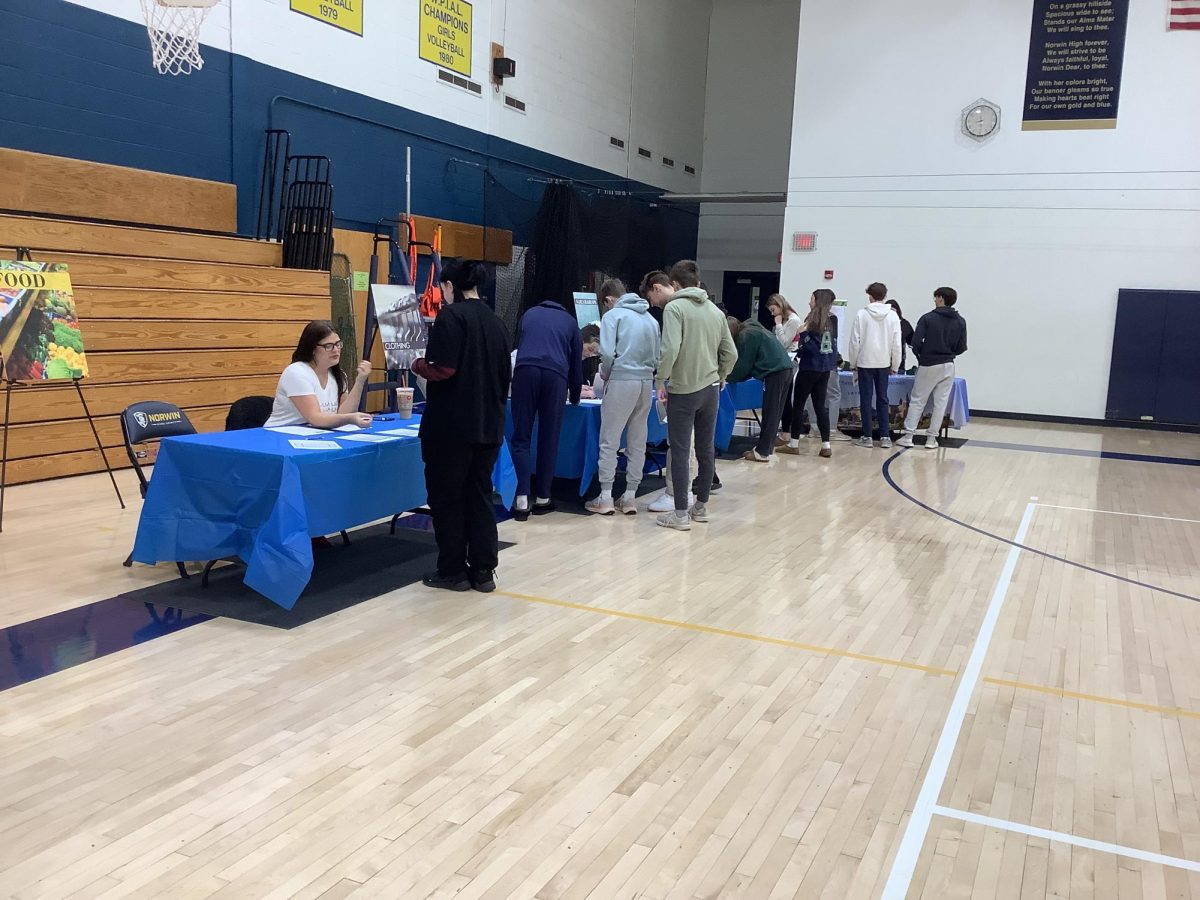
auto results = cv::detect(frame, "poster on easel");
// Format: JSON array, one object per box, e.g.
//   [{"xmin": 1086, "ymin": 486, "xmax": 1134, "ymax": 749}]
[
  {"xmin": 371, "ymin": 284, "xmax": 428, "ymax": 370},
  {"xmin": 0, "ymin": 261, "xmax": 88, "ymax": 381}
]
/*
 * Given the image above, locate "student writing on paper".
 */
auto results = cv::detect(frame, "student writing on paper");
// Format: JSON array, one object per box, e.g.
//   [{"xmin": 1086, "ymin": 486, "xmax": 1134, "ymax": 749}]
[{"xmin": 265, "ymin": 321, "xmax": 373, "ymax": 429}]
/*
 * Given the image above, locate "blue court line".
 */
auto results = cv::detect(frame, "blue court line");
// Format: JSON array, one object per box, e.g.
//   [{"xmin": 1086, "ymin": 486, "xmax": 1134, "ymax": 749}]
[
  {"xmin": 967, "ymin": 439, "xmax": 1200, "ymax": 468},
  {"xmin": 881, "ymin": 451, "xmax": 1200, "ymax": 605}
]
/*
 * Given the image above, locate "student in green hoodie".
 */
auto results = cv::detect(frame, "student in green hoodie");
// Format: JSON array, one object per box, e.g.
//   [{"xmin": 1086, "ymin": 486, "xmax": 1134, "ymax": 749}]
[
  {"xmin": 725, "ymin": 317, "xmax": 794, "ymax": 462},
  {"xmin": 655, "ymin": 260, "xmax": 738, "ymax": 531}
]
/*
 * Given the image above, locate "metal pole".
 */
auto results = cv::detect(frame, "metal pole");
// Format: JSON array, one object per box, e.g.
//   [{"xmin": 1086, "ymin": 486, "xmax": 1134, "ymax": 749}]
[
  {"xmin": 405, "ymin": 146, "xmax": 412, "ymax": 224},
  {"xmin": 0, "ymin": 377, "xmax": 12, "ymax": 533},
  {"xmin": 75, "ymin": 379, "xmax": 125, "ymax": 510}
]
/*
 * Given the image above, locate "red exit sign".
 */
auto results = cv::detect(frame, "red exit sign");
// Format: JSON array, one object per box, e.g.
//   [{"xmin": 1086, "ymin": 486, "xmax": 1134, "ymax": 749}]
[{"xmin": 792, "ymin": 232, "xmax": 817, "ymax": 252}]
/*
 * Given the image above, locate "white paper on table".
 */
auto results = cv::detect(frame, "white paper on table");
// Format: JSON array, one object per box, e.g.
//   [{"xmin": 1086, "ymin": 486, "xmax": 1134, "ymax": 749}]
[
  {"xmin": 333, "ymin": 424, "xmax": 362, "ymax": 432},
  {"xmin": 337, "ymin": 433, "xmax": 402, "ymax": 443},
  {"xmin": 377, "ymin": 427, "xmax": 421, "ymax": 436},
  {"xmin": 288, "ymin": 439, "xmax": 343, "ymax": 450},
  {"xmin": 269, "ymin": 426, "xmax": 326, "ymax": 436},
  {"xmin": 578, "ymin": 398, "xmax": 603, "ymax": 406}
]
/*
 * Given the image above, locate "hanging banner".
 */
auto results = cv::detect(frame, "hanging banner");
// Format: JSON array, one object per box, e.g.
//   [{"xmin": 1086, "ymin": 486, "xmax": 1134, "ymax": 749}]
[
  {"xmin": 419, "ymin": 0, "xmax": 473, "ymax": 77},
  {"xmin": 290, "ymin": 0, "xmax": 363, "ymax": 37},
  {"xmin": 0, "ymin": 261, "xmax": 88, "ymax": 381},
  {"xmin": 1022, "ymin": 0, "xmax": 1130, "ymax": 130}
]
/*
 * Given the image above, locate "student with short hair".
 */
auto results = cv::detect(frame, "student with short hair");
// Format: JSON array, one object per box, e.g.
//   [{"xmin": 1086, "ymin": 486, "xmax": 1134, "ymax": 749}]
[
  {"xmin": 897, "ymin": 287, "xmax": 967, "ymax": 451},
  {"xmin": 580, "ymin": 323, "xmax": 602, "ymax": 387},
  {"xmin": 654, "ymin": 260, "xmax": 738, "ymax": 531},
  {"xmin": 598, "ymin": 277, "xmax": 626, "ymax": 315},
  {"xmin": 847, "ymin": 281, "xmax": 902, "ymax": 448}
]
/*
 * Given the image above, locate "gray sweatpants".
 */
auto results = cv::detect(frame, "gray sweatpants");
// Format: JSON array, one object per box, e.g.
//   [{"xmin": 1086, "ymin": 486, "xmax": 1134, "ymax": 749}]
[
  {"xmin": 902, "ymin": 362, "xmax": 955, "ymax": 435},
  {"xmin": 598, "ymin": 379, "xmax": 652, "ymax": 495},
  {"xmin": 667, "ymin": 385, "xmax": 719, "ymax": 512}
]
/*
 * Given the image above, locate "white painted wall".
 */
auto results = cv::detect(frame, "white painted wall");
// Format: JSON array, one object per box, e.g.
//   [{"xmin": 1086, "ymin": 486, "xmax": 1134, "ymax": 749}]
[
  {"xmin": 697, "ymin": 0, "xmax": 800, "ymax": 287},
  {"xmin": 780, "ymin": 0, "xmax": 1200, "ymax": 418},
  {"xmin": 66, "ymin": 0, "xmax": 710, "ymax": 191}
]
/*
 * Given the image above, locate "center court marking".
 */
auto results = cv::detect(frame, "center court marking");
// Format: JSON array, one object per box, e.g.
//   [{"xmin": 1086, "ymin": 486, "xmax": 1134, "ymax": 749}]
[
  {"xmin": 880, "ymin": 501, "xmax": 1036, "ymax": 899},
  {"xmin": 933, "ymin": 806, "xmax": 1200, "ymax": 874}
]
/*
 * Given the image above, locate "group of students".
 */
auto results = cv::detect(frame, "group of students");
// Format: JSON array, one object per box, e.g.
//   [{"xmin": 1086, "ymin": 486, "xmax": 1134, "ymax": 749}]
[{"xmin": 263, "ymin": 257, "xmax": 967, "ymax": 593}]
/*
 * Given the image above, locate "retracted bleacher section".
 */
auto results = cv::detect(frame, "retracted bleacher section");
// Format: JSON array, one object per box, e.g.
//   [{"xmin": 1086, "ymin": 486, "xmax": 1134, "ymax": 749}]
[{"xmin": 0, "ymin": 149, "xmax": 328, "ymax": 484}]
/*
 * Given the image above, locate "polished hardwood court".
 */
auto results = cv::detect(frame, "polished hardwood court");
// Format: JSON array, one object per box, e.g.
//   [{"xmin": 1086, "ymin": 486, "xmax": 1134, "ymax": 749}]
[{"xmin": 1, "ymin": 419, "xmax": 1198, "ymax": 898}]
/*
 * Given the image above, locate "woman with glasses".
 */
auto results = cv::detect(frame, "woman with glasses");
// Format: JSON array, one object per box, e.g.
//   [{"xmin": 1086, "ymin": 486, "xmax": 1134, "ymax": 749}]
[{"xmin": 264, "ymin": 320, "xmax": 373, "ymax": 429}]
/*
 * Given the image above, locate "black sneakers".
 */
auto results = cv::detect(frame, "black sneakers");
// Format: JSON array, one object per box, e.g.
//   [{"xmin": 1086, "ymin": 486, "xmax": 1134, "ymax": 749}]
[
  {"xmin": 422, "ymin": 571, "xmax": 471, "ymax": 592},
  {"xmin": 469, "ymin": 569, "xmax": 496, "ymax": 593}
]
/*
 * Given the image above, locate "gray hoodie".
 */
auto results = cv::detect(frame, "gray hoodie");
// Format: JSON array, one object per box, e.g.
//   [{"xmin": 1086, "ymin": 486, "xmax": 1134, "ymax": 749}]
[{"xmin": 599, "ymin": 293, "xmax": 661, "ymax": 381}]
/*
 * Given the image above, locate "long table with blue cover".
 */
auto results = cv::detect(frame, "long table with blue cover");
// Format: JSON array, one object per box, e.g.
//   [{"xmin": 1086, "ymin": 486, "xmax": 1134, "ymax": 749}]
[
  {"xmin": 131, "ymin": 414, "xmax": 517, "ymax": 609},
  {"xmin": 509, "ymin": 381, "xmax": 767, "ymax": 494},
  {"xmin": 835, "ymin": 371, "xmax": 969, "ymax": 430}
]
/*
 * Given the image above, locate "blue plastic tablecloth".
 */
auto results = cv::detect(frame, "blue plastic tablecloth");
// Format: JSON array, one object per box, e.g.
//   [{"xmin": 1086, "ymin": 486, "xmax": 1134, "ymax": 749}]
[
  {"xmin": 836, "ymin": 372, "xmax": 969, "ymax": 428},
  {"xmin": 507, "ymin": 381, "xmax": 765, "ymax": 494},
  {"xmin": 131, "ymin": 416, "xmax": 517, "ymax": 609}
]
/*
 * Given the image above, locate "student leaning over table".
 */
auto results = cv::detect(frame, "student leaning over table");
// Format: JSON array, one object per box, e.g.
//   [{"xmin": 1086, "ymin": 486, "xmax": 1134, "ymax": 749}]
[{"xmin": 264, "ymin": 320, "xmax": 373, "ymax": 429}]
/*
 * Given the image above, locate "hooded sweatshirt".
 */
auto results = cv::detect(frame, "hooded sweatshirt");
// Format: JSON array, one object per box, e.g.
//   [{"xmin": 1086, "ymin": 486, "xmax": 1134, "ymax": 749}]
[
  {"xmin": 911, "ymin": 306, "xmax": 968, "ymax": 365},
  {"xmin": 656, "ymin": 287, "xmax": 738, "ymax": 395},
  {"xmin": 727, "ymin": 320, "xmax": 793, "ymax": 383},
  {"xmin": 599, "ymin": 293, "xmax": 661, "ymax": 382},
  {"xmin": 847, "ymin": 301, "xmax": 902, "ymax": 370},
  {"xmin": 515, "ymin": 300, "xmax": 583, "ymax": 403}
]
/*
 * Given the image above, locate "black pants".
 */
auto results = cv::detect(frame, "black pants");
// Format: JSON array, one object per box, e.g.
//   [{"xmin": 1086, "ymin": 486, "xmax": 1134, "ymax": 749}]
[
  {"xmin": 790, "ymin": 370, "xmax": 831, "ymax": 441},
  {"xmin": 421, "ymin": 440, "xmax": 501, "ymax": 577},
  {"xmin": 756, "ymin": 368, "xmax": 792, "ymax": 456}
]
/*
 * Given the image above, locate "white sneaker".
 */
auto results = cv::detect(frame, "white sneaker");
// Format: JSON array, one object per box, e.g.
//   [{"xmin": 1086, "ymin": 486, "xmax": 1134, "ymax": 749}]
[
  {"xmin": 880, "ymin": 437, "xmax": 893, "ymax": 450},
  {"xmin": 585, "ymin": 496, "xmax": 615, "ymax": 515},
  {"xmin": 614, "ymin": 494, "xmax": 638, "ymax": 515},
  {"xmin": 855, "ymin": 436, "xmax": 874, "ymax": 449},
  {"xmin": 896, "ymin": 434, "xmax": 914, "ymax": 448},
  {"xmin": 656, "ymin": 511, "xmax": 691, "ymax": 531},
  {"xmin": 648, "ymin": 492, "xmax": 691, "ymax": 513},
  {"xmin": 924, "ymin": 437, "xmax": 940, "ymax": 450},
  {"xmin": 689, "ymin": 503, "xmax": 710, "ymax": 523}
]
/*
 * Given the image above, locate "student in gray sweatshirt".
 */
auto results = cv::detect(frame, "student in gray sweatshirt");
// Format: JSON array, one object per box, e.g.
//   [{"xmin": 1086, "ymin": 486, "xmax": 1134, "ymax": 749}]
[{"xmin": 585, "ymin": 293, "xmax": 662, "ymax": 515}]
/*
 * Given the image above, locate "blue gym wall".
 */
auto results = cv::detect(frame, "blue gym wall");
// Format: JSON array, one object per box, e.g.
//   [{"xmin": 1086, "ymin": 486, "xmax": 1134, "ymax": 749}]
[{"xmin": 1, "ymin": 0, "xmax": 697, "ymax": 256}]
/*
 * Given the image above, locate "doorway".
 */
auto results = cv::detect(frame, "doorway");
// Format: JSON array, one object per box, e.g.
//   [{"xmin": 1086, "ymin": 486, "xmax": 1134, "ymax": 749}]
[{"xmin": 721, "ymin": 271, "xmax": 780, "ymax": 328}]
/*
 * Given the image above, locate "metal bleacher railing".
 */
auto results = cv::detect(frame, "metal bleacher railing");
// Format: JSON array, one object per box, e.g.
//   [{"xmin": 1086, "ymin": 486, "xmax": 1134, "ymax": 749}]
[{"xmin": 255, "ymin": 130, "xmax": 335, "ymax": 270}]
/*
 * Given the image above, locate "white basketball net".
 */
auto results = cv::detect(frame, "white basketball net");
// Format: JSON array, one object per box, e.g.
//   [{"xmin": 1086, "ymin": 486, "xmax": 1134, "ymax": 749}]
[{"xmin": 140, "ymin": 0, "xmax": 219, "ymax": 76}]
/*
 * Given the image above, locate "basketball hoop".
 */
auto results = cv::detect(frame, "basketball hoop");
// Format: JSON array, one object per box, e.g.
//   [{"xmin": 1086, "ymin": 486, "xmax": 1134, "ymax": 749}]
[{"xmin": 140, "ymin": 0, "xmax": 220, "ymax": 76}]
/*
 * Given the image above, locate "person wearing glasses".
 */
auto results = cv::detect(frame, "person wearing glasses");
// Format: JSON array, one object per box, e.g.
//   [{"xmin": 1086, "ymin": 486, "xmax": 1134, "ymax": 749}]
[{"xmin": 265, "ymin": 320, "xmax": 373, "ymax": 429}]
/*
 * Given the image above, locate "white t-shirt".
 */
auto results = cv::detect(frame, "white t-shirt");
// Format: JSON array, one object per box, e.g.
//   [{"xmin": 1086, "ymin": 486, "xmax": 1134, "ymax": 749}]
[{"xmin": 264, "ymin": 362, "xmax": 340, "ymax": 427}]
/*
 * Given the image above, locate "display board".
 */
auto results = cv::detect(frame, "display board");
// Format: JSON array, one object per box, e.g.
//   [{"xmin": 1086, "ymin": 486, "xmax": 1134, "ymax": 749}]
[
  {"xmin": 573, "ymin": 292, "xmax": 600, "ymax": 328},
  {"xmin": 0, "ymin": 261, "xmax": 88, "ymax": 381},
  {"xmin": 371, "ymin": 284, "xmax": 428, "ymax": 370}
]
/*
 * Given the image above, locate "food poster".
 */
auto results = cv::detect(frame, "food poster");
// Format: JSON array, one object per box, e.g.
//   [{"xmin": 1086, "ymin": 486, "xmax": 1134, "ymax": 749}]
[{"xmin": 0, "ymin": 261, "xmax": 88, "ymax": 381}]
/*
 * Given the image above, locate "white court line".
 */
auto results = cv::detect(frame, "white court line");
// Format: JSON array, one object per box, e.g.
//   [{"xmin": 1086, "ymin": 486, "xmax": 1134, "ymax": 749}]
[
  {"xmin": 1034, "ymin": 503, "xmax": 1200, "ymax": 525},
  {"xmin": 880, "ymin": 501, "xmax": 1037, "ymax": 899},
  {"xmin": 933, "ymin": 806, "xmax": 1200, "ymax": 873}
]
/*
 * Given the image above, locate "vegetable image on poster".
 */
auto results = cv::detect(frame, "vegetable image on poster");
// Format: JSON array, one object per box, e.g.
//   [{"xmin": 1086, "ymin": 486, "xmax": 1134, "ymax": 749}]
[
  {"xmin": 0, "ymin": 261, "xmax": 89, "ymax": 381},
  {"xmin": 371, "ymin": 284, "xmax": 428, "ymax": 370}
]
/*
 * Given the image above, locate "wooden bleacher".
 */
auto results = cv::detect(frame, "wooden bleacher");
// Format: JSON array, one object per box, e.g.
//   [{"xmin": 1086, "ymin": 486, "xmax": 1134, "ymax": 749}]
[{"xmin": 1, "ymin": 152, "xmax": 328, "ymax": 485}]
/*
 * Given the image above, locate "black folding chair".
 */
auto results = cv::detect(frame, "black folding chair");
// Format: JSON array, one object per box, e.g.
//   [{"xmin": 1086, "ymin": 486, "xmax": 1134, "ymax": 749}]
[
  {"xmin": 119, "ymin": 401, "xmax": 195, "ymax": 578},
  {"xmin": 224, "ymin": 395, "xmax": 274, "ymax": 431}
]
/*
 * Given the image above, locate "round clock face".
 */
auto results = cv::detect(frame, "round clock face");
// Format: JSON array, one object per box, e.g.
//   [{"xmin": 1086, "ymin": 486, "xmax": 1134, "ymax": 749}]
[{"xmin": 964, "ymin": 104, "xmax": 999, "ymax": 138}]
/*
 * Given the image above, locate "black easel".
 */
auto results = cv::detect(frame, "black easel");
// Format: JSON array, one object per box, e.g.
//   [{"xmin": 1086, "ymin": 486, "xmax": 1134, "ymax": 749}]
[{"xmin": 0, "ymin": 249, "xmax": 125, "ymax": 533}]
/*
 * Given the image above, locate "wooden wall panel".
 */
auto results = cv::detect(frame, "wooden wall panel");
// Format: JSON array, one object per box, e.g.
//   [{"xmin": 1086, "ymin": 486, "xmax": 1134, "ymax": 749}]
[
  {"xmin": 82, "ymin": 349, "xmax": 290, "ymax": 384},
  {"xmin": 0, "ymin": 215, "xmax": 281, "ymax": 267},
  {"xmin": 5, "ymin": 376, "xmax": 281, "ymax": 425},
  {"xmin": 9, "ymin": 252, "xmax": 329, "ymax": 294},
  {"xmin": 4, "ymin": 407, "xmax": 227, "ymax": 459},
  {"xmin": 85, "ymin": 320, "xmax": 305, "ymax": 352},
  {"xmin": 74, "ymin": 288, "xmax": 328, "ymax": 322},
  {"xmin": 4, "ymin": 448, "xmax": 133, "ymax": 486},
  {"xmin": 410, "ymin": 216, "xmax": 513, "ymax": 264},
  {"xmin": 0, "ymin": 149, "xmax": 237, "ymax": 232}
]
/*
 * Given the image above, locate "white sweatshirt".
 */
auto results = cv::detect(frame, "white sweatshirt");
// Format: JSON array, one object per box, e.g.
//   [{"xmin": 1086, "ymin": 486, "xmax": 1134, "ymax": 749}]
[
  {"xmin": 773, "ymin": 313, "xmax": 802, "ymax": 352},
  {"xmin": 847, "ymin": 302, "xmax": 902, "ymax": 370}
]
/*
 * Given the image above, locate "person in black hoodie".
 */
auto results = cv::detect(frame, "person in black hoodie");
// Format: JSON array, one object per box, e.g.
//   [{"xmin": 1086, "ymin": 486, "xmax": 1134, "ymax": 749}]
[
  {"xmin": 412, "ymin": 259, "xmax": 512, "ymax": 593},
  {"xmin": 896, "ymin": 287, "xmax": 967, "ymax": 450}
]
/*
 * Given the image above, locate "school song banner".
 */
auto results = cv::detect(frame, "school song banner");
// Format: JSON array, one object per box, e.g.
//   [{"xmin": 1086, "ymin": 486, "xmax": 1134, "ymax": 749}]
[{"xmin": 0, "ymin": 261, "xmax": 89, "ymax": 381}]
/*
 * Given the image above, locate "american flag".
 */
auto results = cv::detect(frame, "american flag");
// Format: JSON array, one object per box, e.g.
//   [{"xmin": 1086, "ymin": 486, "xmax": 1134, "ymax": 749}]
[{"xmin": 1170, "ymin": 0, "xmax": 1200, "ymax": 29}]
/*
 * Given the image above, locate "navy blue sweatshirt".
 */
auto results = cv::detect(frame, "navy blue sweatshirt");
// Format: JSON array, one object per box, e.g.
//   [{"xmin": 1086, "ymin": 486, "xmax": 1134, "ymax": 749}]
[
  {"xmin": 514, "ymin": 301, "xmax": 584, "ymax": 403},
  {"xmin": 911, "ymin": 306, "xmax": 967, "ymax": 366}
]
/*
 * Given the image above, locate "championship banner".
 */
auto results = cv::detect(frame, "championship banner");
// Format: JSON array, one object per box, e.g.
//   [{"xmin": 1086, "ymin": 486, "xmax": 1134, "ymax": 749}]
[
  {"xmin": 419, "ymin": 0, "xmax": 472, "ymax": 77},
  {"xmin": 0, "ymin": 261, "xmax": 89, "ymax": 381},
  {"xmin": 371, "ymin": 284, "xmax": 428, "ymax": 369},
  {"xmin": 290, "ymin": 0, "xmax": 363, "ymax": 36}
]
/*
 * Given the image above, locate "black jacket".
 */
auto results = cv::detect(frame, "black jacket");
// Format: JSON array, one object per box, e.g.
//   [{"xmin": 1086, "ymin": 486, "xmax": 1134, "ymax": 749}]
[{"xmin": 911, "ymin": 307, "xmax": 967, "ymax": 366}]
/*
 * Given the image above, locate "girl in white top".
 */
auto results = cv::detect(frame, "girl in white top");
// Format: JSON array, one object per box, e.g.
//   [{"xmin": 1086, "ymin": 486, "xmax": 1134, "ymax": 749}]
[
  {"xmin": 766, "ymin": 293, "xmax": 803, "ymax": 354},
  {"xmin": 265, "ymin": 320, "xmax": 374, "ymax": 428}
]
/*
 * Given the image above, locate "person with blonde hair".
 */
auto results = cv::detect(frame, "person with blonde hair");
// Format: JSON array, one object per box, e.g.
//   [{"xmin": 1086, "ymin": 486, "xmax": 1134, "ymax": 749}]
[
  {"xmin": 781, "ymin": 289, "xmax": 838, "ymax": 458},
  {"xmin": 766, "ymin": 293, "xmax": 802, "ymax": 351}
]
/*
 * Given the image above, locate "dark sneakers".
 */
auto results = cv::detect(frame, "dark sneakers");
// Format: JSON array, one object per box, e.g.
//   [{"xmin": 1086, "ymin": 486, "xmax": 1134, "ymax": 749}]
[
  {"xmin": 469, "ymin": 569, "xmax": 497, "ymax": 593},
  {"xmin": 422, "ymin": 571, "xmax": 471, "ymax": 592},
  {"xmin": 692, "ymin": 473, "xmax": 722, "ymax": 494}
]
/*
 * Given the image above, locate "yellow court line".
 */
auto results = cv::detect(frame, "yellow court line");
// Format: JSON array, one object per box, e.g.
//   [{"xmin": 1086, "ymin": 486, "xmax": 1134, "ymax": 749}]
[
  {"xmin": 494, "ymin": 590, "xmax": 958, "ymax": 677},
  {"xmin": 982, "ymin": 677, "xmax": 1200, "ymax": 722}
]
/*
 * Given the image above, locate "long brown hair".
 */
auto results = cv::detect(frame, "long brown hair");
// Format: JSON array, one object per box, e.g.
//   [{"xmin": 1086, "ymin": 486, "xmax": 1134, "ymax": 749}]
[
  {"xmin": 804, "ymin": 290, "xmax": 835, "ymax": 335},
  {"xmin": 765, "ymin": 293, "xmax": 797, "ymax": 321},
  {"xmin": 292, "ymin": 320, "xmax": 347, "ymax": 395}
]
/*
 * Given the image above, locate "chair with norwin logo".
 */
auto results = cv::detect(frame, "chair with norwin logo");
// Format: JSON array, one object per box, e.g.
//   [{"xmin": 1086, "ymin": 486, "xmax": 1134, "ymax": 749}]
[{"xmin": 120, "ymin": 401, "xmax": 195, "ymax": 578}]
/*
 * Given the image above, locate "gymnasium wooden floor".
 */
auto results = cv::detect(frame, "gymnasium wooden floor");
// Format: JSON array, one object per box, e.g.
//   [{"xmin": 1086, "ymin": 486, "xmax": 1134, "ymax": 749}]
[{"xmin": 2, "ymin": 419, "xmax": 1199, "ymax": 899}]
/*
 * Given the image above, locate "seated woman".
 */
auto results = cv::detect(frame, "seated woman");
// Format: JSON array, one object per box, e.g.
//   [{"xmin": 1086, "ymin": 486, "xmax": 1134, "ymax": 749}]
[{"xmin": 265, "ymin": 320, "xmax": 373, "ymax": 429}]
